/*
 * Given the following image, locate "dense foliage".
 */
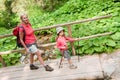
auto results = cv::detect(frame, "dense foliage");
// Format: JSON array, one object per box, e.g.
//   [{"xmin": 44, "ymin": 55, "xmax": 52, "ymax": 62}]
[
  {"xmin": 0, "ymin": 0, "xmax": 120, "ymax": 67},
  {"xmin": 0, "ymin": 0, "xmax": 18, "ymax": 29}
]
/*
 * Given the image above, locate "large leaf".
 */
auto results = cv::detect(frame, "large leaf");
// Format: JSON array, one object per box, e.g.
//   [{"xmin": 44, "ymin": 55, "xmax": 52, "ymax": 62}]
[
  {"xmin": 111, "ymin": 32, "xmax": 120, "ymax": 40},
  {"xmin": 85, "ymin": 48, "xmax": 94, "ymax": 55},
  {"xmin": 94, "ymin": 46, "xmax": 104, "ymax": 52},
  {"xmin": 106, "ymin": 40, "xmax": 116, "ymax": 47}
]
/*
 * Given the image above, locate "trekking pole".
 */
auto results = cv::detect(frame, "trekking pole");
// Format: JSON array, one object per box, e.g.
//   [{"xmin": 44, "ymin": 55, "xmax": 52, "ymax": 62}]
[
  {"xmin": 78, "ymin": 55, "xmax": 80, "ymax": 62},
  {"xmin": 77, "ymin": 41, "xmax": 80, "ymax": 62},
  {"xmin": 59, "ymin": 53, "xmax": 64, "ymax": 68},
  {"xmin": 59, "ymin": 57, "xmax": 63, "ymax": 68}
]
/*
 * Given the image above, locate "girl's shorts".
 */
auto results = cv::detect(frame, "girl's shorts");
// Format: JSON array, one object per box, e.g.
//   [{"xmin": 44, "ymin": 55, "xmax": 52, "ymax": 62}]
[{"xmin": 63, "ymin": 50, "xmax": 71, "ymax": 60}]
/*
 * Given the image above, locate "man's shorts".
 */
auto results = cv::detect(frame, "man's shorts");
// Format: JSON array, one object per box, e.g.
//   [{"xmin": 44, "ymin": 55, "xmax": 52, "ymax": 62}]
[
  {"xmin": 63, "ymin": 50, "xmax": 71, "ymax": 60},
  {"xmin": 28, "ymin": 44, "xmax": 38, "ymax": 54}
]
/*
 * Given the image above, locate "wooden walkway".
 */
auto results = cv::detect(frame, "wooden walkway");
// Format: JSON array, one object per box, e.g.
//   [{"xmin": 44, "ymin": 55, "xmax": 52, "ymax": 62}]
[
  {"xmin": 1, "ymin": 50, "xmax": 120, "ymax": 80},
  {"xmin": 0, "ymin": 56, "xmax": 104, "ymax": 80}
]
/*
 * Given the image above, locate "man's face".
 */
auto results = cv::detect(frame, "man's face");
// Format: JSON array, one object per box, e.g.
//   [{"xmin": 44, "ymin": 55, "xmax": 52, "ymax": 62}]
[{"xmin": 21, "ymin": 14, "xmax": 29, "ymax": 24}]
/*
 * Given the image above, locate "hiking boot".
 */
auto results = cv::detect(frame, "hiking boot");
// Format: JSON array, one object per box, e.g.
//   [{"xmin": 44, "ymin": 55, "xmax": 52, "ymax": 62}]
[
  {"xmin": 30, "ymin": 64, "xmax": 39, "ymax": 70},
  {"xmin": 69, "ymin": 64, "xmax": 77, "ymax": 69},
  {"xmin": 44, "ymin": 65, "xmax": 54, "ymax": 71}
]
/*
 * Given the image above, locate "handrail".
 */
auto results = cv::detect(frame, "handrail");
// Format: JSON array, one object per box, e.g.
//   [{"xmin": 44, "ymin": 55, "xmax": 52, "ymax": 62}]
[
  {"xmin": 35, "ymin": 15, "xmax": 111, "ymax": 31},
  {"xmin": 0, "ymin": 15, "xmax": 112, "ymax": 39},
  {"xmin": 0, "ymin": 32, "xmax": 112, "ymax": 55}
]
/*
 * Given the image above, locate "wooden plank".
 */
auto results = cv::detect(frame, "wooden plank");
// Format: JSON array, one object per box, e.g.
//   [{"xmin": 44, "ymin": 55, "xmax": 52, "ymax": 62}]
[
  {"xmin": 0, "ymin": 34, "xmax": 13, "ymax": 39},
  {"xmin": 0, "ymin": 15, "xmax": 112, "ymax": 39},
  {"xmin": 74, "ymin": 32, "xmax": 112, "ymax": 41},
  {"xmin": 0, "ymin": 56, "xmax": 103, "ymax": 80},
  {"xmin": 67, "ymin": 25, "xmax": 76, "ymax": 55}
]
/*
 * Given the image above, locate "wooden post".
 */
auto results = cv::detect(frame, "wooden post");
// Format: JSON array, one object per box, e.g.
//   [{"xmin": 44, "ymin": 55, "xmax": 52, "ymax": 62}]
[
  {"xmin": 0, "ymin": 55, "xmax": 6, "ymax": 67},
  {"xmin": 67, "ymin": 25, "xmax": 76, "ymax": 56}
]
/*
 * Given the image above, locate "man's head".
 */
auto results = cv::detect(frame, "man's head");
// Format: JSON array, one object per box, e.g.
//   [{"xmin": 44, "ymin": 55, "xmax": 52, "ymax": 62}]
[{"xmin": 20, "ymin": 13, "xmax": 29, "ymax": 24}]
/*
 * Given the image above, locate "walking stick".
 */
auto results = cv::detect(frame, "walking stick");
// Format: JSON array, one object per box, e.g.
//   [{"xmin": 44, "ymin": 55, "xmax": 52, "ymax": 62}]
[
  {"xmin": 59, "ymin": 57, "xmax": 63, "ymax": 68},
  {"xmin": 78, "ymin": 55, "xmax": 80, "ymax": 62},
  {"xmin": 77, "ymin": 41, "xmax": 80, "ymax": 62},
  {"xmin": 59, "ymin": 53, "xmax": 64, "ymax": 68}
]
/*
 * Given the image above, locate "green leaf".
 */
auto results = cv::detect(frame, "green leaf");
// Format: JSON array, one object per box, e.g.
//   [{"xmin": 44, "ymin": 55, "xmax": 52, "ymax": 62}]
[
  {"xmin": 79, "ymin": 41, "xmax": 86, "ymax": 46},
  {"xmin": 106, "ymin": 47, "xmax": 113, "ymax": 53},
  {"xmin": 115, "ymin": 41, "xmax": 120, "ymax": 48},
  {"xmin": 9, "ymin": 54, "xmax": 15, "ymax": 58},
  {"xmin": 85, "ymin": 48, "xmax": 94, "ymax": 55},
  {"xmin": 94, "ymin": 46, "xmax": 104, "ymax": 53},
  {"xmin": 111, "ymin": 32, "xmax": 120, "ymax": 40},
  {"xmin": 106, "ymin": 40, "xmax": 116, "ymax": 47},
  {"xmin": 82, "ymin": 45, "xmax": 90, "ymax": 50}
]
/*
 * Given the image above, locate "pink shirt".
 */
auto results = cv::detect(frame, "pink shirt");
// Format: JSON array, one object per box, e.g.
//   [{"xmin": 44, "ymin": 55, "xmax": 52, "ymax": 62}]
[
  {"xmin": 56, "ymin": 36, "xmax": 74, "ymax": 51},
  {"xmin": 19, "ymin": 23, "xmax": 36, "ymax": 44}
]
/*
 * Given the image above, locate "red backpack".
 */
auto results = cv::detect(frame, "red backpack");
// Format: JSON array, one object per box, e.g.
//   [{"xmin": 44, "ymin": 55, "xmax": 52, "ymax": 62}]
[{"xmin": 13, "ymin": 26, "xmax": 26, "ymax": 47}]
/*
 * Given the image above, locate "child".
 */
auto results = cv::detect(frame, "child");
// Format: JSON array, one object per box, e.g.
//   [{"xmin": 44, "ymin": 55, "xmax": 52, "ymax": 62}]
[{"xmin": 56, "ymin": 27, "xmax": 77, "ymax": 69}]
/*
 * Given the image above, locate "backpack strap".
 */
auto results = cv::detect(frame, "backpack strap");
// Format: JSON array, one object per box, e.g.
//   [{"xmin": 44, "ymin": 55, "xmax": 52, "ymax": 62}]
[
  {"xmin": 16, "ymin": 26, "xmax": 26, "ymax": 48},
  {"xmin": 18, "ymin": 26, "xmax": 26, "ymax": 43}
]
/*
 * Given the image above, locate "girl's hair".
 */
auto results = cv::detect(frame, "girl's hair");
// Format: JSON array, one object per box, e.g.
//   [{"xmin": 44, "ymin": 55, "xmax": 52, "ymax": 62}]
[{"xmin": 56, "ymin": 32, "xmax": 60, "ymax": 41}]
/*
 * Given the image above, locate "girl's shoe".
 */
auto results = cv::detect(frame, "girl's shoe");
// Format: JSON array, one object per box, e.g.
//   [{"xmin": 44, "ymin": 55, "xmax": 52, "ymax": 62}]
[
  {"xmin": 69, "ymin": 64, "xmax": 77, "ymax": 69},
  {"xmin": 44, "ymin": 65, "xmax": 54, "ymax": 71}
]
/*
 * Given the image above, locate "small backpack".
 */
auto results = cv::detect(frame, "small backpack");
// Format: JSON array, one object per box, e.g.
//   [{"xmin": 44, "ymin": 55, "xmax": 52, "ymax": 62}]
[{"xmin": 13, "ymin": 26, "xmax": 26, "ymax": 47}]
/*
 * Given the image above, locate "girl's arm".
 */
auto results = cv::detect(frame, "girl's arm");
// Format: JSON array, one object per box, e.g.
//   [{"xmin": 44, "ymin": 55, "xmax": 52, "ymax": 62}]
[{"xmin": 64, "ymin": 36, "xmax": 75, "ymax": 42}]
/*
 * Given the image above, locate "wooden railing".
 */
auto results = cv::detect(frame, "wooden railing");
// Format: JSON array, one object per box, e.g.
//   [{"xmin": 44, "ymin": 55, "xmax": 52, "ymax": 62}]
[
  {"xmin": 0, "ymin": 15, "xmax": 112, "ymax": 67},
  {"xmin": 0, "ymin": 15, "xmax": 111, "ymax": 39}
]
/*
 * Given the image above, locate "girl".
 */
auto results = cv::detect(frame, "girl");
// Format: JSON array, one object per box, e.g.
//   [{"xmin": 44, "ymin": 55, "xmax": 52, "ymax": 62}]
[{"xmin": 56, "ymin": 27, "xmax": 77, "ymax": 69}]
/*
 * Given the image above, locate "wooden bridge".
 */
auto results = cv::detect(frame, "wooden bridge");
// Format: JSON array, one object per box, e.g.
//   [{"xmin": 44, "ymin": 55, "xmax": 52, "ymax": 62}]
[
  {"xmin": 0, "ymin": 15, "xmax": 113, "ymax": 80},
  {"xmin": 0, "ymin": 56, "xmax": 104, "ymax": 80},
  {"xmin": 1, "ymin": 50, "xmax": 120, "ymax": 80}
]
